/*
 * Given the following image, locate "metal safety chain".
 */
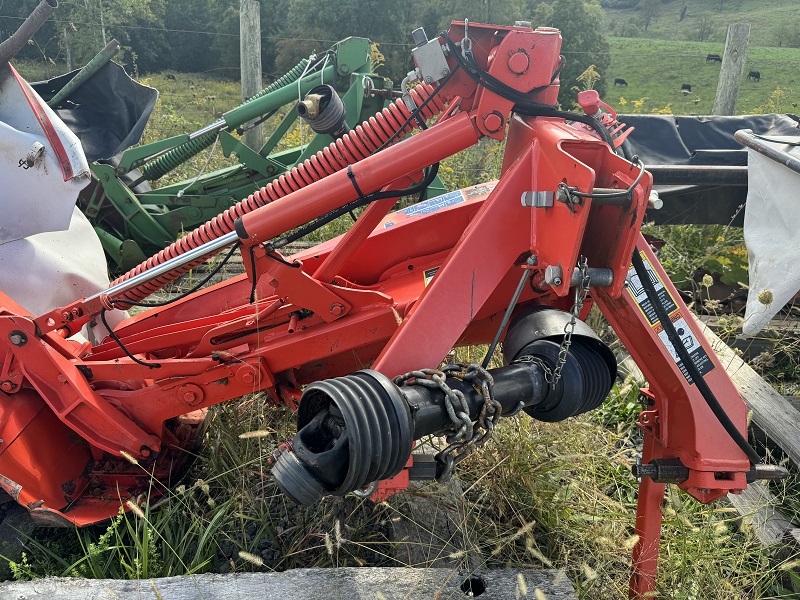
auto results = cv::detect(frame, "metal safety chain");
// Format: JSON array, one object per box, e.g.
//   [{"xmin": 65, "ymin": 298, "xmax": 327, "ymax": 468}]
[
  {"xmin": 551, "ymin": 256, "xmax": 591, "ymax": 384},
  {"xmin": 514, "ymin": 256, "xmax": 592, "ymax": 387},
  {"xmin": 394, "ymin": 363, "xmax": 498, "ymax": 482}
]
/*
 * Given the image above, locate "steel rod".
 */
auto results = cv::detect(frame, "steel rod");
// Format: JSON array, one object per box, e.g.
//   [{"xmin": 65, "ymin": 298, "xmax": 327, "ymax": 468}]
[
  {"xmin": 86, "ymin": 231, "xmax": 240, "ymax": 303},
  {"xmin": 734, "ymin": 129, "xmax": 800, "ymax": 176},
  {"xmin": 48, "ymin": 38, "xmax": 119, "ymax": 106},
  {"xmin": 646, "ymin": 164, "xmax": 748, "ymax": 186}
]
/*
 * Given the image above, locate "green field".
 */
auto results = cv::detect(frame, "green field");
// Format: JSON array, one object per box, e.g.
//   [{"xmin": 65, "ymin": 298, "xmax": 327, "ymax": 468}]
[
  {"xmin": 601, "ymin": 36, "xmax": 800, "ymax": 115},
  {"xmin": 128, "ymin": 39, "xmax": 800, "ymax": 123},
  {"xmin": 603, "ymin": 0, "xmax": 799, "ymax": 47}
]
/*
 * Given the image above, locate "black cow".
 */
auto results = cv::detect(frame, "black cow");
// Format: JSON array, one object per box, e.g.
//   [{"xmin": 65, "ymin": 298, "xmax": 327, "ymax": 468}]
[
  {"xmin": 706, "ymin": 53, "xmax": 722, "ymax": 63},
  {"xmin": 614, "ymin": 78, "xmax": 628, "ymax": 86},
  {"xmin": 681, "ymin": 83, "xmax": 692, "ymax": 93},
  {"xmin": 747, "ymin": 70, "xmax": 761, "ymax": 81},
  {"xmin": 165, "ymin": 73, "xmax": 176, "ymax": 81}
]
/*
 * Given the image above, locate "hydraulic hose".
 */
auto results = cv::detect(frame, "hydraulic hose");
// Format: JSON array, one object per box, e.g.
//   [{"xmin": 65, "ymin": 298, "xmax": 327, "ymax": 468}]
[
  {"xmin": 141, "ymin": 59, "xmax": 311, "ymax": 181},
  {"xmin": 630, "ymin": 249, "xmax": 760, "ymax": 464},
  {"xmin": 110, "ymin": 83, "xmax": 446, "ymax": 305}
]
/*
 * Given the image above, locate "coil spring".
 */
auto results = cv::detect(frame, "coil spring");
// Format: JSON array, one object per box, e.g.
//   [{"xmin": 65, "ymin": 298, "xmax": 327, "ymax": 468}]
[
  {"xmin": 141, "ymin": 59, "xmax": 311, "ymax": 181},
  {"xmin": 111, "ymin": 83, "xmax": 446, "ymax": 305}
]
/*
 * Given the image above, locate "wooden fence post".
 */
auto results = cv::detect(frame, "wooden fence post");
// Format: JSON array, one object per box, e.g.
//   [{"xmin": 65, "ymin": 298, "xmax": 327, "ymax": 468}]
[
  {"xmin": 712, "ymin": 23, "xmax": 750, "ymax": 116},
  {"xmin": 239, "ymin": 0, "xmax": 263, "ymax": 150}
]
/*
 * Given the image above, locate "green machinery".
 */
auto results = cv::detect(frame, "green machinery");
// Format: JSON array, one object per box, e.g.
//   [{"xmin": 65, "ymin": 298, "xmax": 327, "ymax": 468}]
[{"xmin": 78, "ymin": 37, "xmax": 446, "ymax": 270}]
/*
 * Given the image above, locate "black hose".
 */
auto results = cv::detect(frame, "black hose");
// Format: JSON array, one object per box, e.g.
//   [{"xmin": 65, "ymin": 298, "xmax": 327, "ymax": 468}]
[
  {"xmin": 630, "ymin": 249, "xmax": 759, "ymax": 464},
  {"xmin": 514, "ymin": 105, "xmax": 616, "ymax": 149},
  {"xmin": 441, "ymin": 33, "xmax": 616, "ymax": 150},
  {"xmin": 563, "ymin": 156, "xmax": 645, "ymax": 200},
  {"xmin": 110, "ymin": 242, "xmax": 241, "ymax": 308}
]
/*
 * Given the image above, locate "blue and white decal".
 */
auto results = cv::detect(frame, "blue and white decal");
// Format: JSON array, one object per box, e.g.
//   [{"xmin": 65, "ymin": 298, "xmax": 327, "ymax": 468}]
[{"xmin": 397, "ymin": 190, "xmax": 465, "ymax": 218}]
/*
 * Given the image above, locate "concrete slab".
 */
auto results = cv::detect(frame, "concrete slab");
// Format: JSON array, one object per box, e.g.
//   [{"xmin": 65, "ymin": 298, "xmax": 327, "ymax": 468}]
[
  {"xmin": 0, "ymin": 567, "xmax": 577, "ymax": 599},
  {"xmin": 390, "ymin": 478, "xmax": 478, "ymax": 570}
]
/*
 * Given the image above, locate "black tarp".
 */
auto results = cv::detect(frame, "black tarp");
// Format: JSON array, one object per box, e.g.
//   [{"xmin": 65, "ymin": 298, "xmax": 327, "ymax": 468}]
[
  {"xmin": 618, "ymin": 113, "xmax": 800, "ymax": 226},
  {"xmin": 32, "ymin": 61, "xmax": 157, "ymax": 163}
]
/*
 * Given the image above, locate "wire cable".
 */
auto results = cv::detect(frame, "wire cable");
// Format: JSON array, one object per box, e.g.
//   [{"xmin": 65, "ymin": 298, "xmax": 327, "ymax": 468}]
[
  {"xmin": 272, "ymin": 163, "xmax": 440, "ymax": 249},
  {"xmin": 567, "ymin": 155, "xmax": 644, "ymax": 198},
  {"xmin": 441, "ymin": 33, "xmax": 616, "ymax": 149},
  {"xmin": 372, "ymin": 65, "xmax": 460, "ymax": 155},
  {"xmin": 100, "ymin": 308, "xmax": 161, "ymax": 369}
]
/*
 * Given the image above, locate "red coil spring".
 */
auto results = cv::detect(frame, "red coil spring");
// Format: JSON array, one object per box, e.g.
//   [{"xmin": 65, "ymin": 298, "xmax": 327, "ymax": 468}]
[{"xmin": 111, "ymin": 83, "xmax": 446, "ymax": 305}]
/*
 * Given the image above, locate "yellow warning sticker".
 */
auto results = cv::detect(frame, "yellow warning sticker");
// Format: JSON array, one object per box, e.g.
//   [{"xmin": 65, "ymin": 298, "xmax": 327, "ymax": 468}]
[
  {"xmin": 423, "ymin": 266, "xmax": 440, "ymax": 287},
  {"xmin": 626, "ymin": 252, "xmax": 713, "ymax": 384}
]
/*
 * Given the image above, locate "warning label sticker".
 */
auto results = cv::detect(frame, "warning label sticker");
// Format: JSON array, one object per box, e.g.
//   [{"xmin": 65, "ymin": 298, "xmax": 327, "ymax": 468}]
[
  {"xmin": 626, "ymin": 252, "xmax": 714, "ymax": 384},
  {"xmin": 423, "ymin": 266, "xmax": 440, "ymax": 286},
  {"xmin": 654, "ymin": 314, "xmax": 714, "ymax": 384},
  {"xmin": 625, "ymin": 257, "xmax": 678, "ymax": 326}
]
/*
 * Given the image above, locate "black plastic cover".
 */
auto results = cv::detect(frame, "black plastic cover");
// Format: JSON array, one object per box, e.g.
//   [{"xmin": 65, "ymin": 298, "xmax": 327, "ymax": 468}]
[
  {"xmin": 619, "ymin": 113, "xmax": 800, "ymax": 166},
  {"xmin": 32, "ymin": 61, "xmax": 157, "ymax": 162},
  {"xmin": 618, "ymin": 113, "xmax": 800, "ymax": 225}
]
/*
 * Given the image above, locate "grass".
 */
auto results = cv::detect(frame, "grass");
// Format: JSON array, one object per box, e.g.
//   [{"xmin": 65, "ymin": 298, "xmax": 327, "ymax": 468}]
[
  {"xmin": 7, "ymin": 384, "xmax": 794, "ymax": 598},
  {"xmin": 603, "ymin": 38, "xmax": 800, "ymax": 116},
  {"xmin": 602, "ymin": 0, "xmax": 800, "ymax": 48}
]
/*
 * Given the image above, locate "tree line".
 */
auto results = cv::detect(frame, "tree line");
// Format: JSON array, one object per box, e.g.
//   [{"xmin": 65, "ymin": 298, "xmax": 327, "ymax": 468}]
[{"xmin": 1, "ymin": 0, "xmax": 610, "ymax": 105}]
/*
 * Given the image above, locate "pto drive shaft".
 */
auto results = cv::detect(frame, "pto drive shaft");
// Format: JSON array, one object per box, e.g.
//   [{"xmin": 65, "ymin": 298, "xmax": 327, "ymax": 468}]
[{"xmin": 272, "ymin": 308, "xmax": 617, "ymax": 504}]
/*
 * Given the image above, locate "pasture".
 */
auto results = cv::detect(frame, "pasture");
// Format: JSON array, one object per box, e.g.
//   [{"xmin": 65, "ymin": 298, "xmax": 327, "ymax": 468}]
[
  {"xmin": 601, "ymin": 37, "xmax": 800, "ymax": 115},
  {"xmin": 603, "ymin": 0, "xmax": 800, "ymax": 48}
]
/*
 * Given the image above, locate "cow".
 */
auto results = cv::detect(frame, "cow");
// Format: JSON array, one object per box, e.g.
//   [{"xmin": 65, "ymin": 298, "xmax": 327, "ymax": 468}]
[
  {"xmin": 614, "ymin": 78, "xmax": 628, "ymax": 86},
  {"xmin": 747, "ymin": 70, "xmax": 761, "ymax": 81},
  {"xmin": 165, "ymin": 73, "xmax": 176, "ymax": 81},
  {"xmin": 681, "ymin": 83, "xmax": 692, "ymax": 93},
  {"xmin": 706, "ymin": 53, "xmax": 722, "ymax": 63}
]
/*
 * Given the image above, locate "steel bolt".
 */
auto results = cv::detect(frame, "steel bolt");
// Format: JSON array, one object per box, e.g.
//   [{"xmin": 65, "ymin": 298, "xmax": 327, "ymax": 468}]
[
  {"xmin": 330, "ymin": 303, "xmax": 345, "ymax": 316},
  {"xmin": 183, "ymin": 391, "xmax": 197, "ymax": 403},
  {"xmin": 240, "ymin": 371, "xmax": 255, "ymax": 385},
  {"xmin": 544, "ymin": 265, "xmax": 563, "ymax": 287},
  {"xmin": 1, "ymin": 381, "xmax": 14, "ymax": 392}
]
